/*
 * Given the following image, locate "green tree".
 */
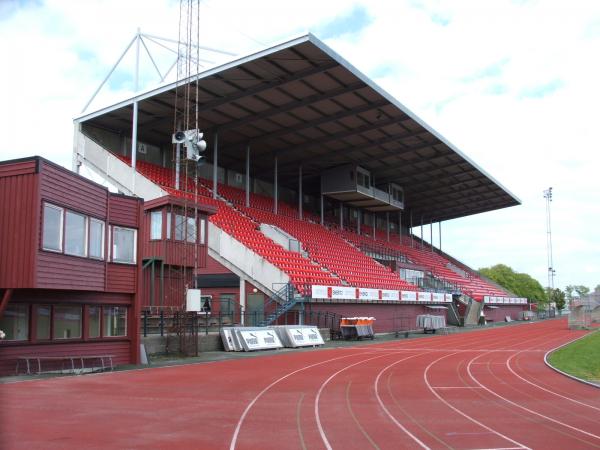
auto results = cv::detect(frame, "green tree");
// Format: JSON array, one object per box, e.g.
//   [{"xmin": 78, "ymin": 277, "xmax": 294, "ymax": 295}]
[
  {"xmin": 478, "ymin": 264, "xmax": 547, "ymax": 302},
  {"xmin": 565, "ymin": 285, "xmax": 590, "ymax": 301},
  {"xmin": 547, "ymin": 288, "xmax": 566, "ymax": 311},
  {"xmin": 594, "ymin": 284, "xmax": 600, "ymax": 294}
]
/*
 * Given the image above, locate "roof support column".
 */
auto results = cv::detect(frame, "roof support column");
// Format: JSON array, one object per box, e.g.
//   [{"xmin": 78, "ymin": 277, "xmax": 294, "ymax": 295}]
[
  {"xmin": 357, "ymin": 209, "xmax": 361, "ymax": 235},
  {"xmin": 430, "ymin": 221, "xmax": 434, "ymax": 252},
  {"xmin": 298, "ymin": 164, "xmax": 303, "ymax": 220},
  {"xmin": 410, "ymin": 211, "xmax": 414, "ymax": 248},
  {"xmin": 245, "ymin": 144, "xmax": 250, "ymax": 207},
  {"xmin": 320, "ymin": 194, "xmax": 324, "ymax": 225},
  {"xmin": 130, "ymin": 30, "xmax": 140, "ymax": 170},
  {"xmin": 398, "ymin": 211, "xmax": 402, "ymax": 244},
  {"xmin": 175, "ymin": 142, "xmax": 181, "ymax": 190},
  {"xmin": 386, "ymin": 212, "xmax": 390, "ymax": 242},
  {"xmin": 274, "ymin": 156, "xmax": 278, "ymax": 215},
  {"xmin": 212, "ymin": 132, "xmax": 218, "ymax": 199},
  {"xmin": 373, "ymin": 213, "xmax": 376, "ymax": 240},
  {"xmin": 420, "ymin": 216, "xmax": 424, "ymax": 250},
  {"xmin": 339, "ymin": 203, "xmax": 343, "ymax": 230},
  {"xmin": 439, "ymin": 221, "xmax": 442, "ymax": 253}
]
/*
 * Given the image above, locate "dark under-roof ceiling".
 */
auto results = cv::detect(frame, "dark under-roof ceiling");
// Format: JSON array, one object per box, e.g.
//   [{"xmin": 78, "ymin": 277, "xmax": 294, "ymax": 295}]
[{"xmin": 76, "ymin": 34, "xmax": 520, "ymax": 223}]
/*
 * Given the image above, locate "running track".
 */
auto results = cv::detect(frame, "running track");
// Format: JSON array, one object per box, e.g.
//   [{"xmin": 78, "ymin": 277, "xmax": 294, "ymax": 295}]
[{"xmin": 1, "ymin": 319, "xmax": 599, "ymax": 449}]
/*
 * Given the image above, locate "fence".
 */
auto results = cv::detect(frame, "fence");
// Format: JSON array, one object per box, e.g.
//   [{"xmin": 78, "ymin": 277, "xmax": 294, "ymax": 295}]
[{"xmin": 568, "ymin": 293, "xmax": 600, "ymax": 329}]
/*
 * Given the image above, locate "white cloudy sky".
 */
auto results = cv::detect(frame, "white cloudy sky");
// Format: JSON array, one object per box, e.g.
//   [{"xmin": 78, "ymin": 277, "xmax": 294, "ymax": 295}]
[{"xmin": 1, "ymin": 0, "xmax": 598, "ymax": 291}]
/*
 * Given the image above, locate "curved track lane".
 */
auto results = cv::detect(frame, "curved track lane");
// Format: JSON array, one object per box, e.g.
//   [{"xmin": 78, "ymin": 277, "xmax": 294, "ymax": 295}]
[{"xmin": 1, "ymin": 319, "xmax": 597, "ymax": 450}]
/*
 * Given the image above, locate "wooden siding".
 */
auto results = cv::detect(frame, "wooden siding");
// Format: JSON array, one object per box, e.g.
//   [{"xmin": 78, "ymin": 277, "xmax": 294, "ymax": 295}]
[
  {"xmin": 37, "ymin": 253, "xmax": 106, "ymax": 290},
  {"xmin": 39, "ymin": 161, "xmax": 107, "ymax": 218},
  {"xmin": 198, "ymin": 255, "xmax": 233, "ymax": 275},
  {"xmin": 0, "ymin": 340, "xmax": 132, "ymax": 376},
  {"xmin": 13, "ymin": 289, "xmax": 132, "ymax": 305},
  {"xmin": 109, "ymin": 195, "xmax": 140, "ymax": 228},
  {"xmin": 0, "ymin": 164, "xmax": 38, "ymax": 288},
  {"xmin": 106, "ymin": 264, "xmax": 137, "ymax": 293}
]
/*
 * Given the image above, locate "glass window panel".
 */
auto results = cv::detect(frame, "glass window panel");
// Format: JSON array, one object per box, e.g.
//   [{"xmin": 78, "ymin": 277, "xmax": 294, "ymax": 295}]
[
  {"xmin": 35, "ymin": 305, "xmax": 51, "ymax": 340},
  {"xmin": 89, "ymin": 219, "xmax": 105, "ymax": 259},
  {"xmin": 166, "ymin": 212, "xmax": 171, "ymax": 239},
  {"xmin": 0, "ymin": 303, "xmax": 29, "ymax": 341},
  {"xmin": 174, "ymin": 214, "xmax": 185, "ymax": 241},
  {"xmin": 199, "ymin": 218, "xmax": 206, "ymax": 245},
  {"xmin": 42, "ymin": 204, "xmax": 63, "ymax": 251},
  {"xmin": 65, "ymin": 211, "xmax": 87, "ymax": 256},
  {"xmin": 88, "ymin": 306, "xmax": 101, "ymax": 338},
  {"xmin": 103, "ymin": 306, "xmax": 127, "ymax": 337},
  {"xmin": 150, "ymin": 211, "xmax": 162, "ymax": 240},
  {"xmin": 53, "ymin": 305, "xmax": 82, "ymax": 339},
  {"xmin": 112, "ymin": 227, "xmax": 136, "ymax": 264},
  {"xmin": 186, "ymin": 217, "xmax": 196, "ymax": 243},
  {"xmin": 220, "ymin": 294, "xmax": 235, "ymax": 314}
]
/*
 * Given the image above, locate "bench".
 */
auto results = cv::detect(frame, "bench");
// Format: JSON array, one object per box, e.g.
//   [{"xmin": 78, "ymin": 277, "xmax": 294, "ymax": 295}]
[{"xmin": 16, "ymin": 355, "xmax": 114, "ymax": 375}]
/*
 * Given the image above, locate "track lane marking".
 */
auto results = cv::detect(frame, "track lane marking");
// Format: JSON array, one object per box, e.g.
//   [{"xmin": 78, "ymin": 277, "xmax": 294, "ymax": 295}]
[
  {"xmin": 229, "ymin": 350, "xmax": 372, "ymax": 450},
  {"xmin": 296, "ymin": 393, "xmax": 307, "ymax": 450},
  {"xmin": 423, "ymin": 352, "xmax": 531, "ymax": 450},
  {"xmin": 315, "ymin": 353, "xmax": 399, "ymax": 450},
  {"xmin": 345, "ymin": 380, "xmax": 380, "ymax": 450},
  {"xmin": 467, "ymin": 353, "xmax": 600, "ymax": 442}
]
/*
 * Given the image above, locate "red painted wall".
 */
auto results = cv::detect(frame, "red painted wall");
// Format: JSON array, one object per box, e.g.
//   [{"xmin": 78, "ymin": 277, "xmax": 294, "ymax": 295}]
[
  {"xmin": 305, "ymin": 302, "xmax": 447, "ymax": 333},
  {"xmin": 0, "ymin": 157, "xmax": 143, "ymax": 374},
  {"xmin": 0, "ymin": 160, "xmax": 38, "ymax": 288},
  {"xmin": 483, "ymin": 305, "xmax": 527, "ymax": 322}
]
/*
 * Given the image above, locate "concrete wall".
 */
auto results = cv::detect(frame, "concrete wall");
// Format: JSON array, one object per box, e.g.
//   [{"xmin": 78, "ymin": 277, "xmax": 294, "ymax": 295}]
[{"xmin": 74, "ymin": 132, "xmax": 166, "ymax": 199}]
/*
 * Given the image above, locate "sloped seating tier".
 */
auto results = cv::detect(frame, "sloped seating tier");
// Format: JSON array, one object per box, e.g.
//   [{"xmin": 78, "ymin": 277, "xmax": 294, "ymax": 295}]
[
  {"xmin": 121, "ymin": 157, "xmax": 340, "ymax": 295},
  {"xmin": 122, "ymin": 155, "xmax": 509, "ymax": 300}
]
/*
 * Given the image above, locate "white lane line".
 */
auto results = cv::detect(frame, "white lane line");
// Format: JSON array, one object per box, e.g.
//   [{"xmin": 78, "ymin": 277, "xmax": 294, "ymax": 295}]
[
  {"xmin": 424, "ymin": 352, "xmax": 530, "ymax": 450},
  {"xmin": 507, "ymin": 350, "xmax": 600, "ymax": 412},
  {"xmin": 229, "ymin": 351, "xmax": 372, "ymax": 450},
  {"xmin": 373, "ymin": 354, "xmax": 433, "ymax": 450},
  {"xmin": 314, "ymin": 353, "xmax": 398, "ymax": 450},
  {"xmin": 432, "ymin": 386, "xmax": 484, "ymax": 389},
  {"xmin": 467, "ymin": 353, "xmax": 600, "ymax": 442}
]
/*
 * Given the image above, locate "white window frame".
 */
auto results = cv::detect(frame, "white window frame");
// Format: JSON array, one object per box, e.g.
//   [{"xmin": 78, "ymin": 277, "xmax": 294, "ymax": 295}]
[
  {"xmin": 64, "ymin": 210, "xmax": 88, "ymax": 257},
  {"xmin": 88, "ymin": 218, "xmax": 105, "ymax": 260},
  {"xmin": 111, "ymin": 226, "xmax": 137, "ymax": 264},
  {"xmin": 42, "ymin": 203, "xmax": 64, "ymax": 252}
]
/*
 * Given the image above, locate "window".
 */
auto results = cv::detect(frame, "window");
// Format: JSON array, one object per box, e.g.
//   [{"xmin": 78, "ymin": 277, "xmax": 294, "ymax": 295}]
[
  {"xmin": 89, "ymin": 218, "xmax": 105, "ymax": 259},
  {"xmin": 35, "ymin": 305, "xmax": 51, "ymax": 340},
  {"xmin": 199, "ymin": 218, "xmax": 206, "ymax": 245},
  {"xmin": 65, "ymin": 211, "xmax": 87, "ymax": 256},
  {"xmin": 53, "ymin": 305, "xmax": 82, "ymax": 339},
  {"xmin": 150, "ymin": 211, "xmax": 162, "ymax": 240},
  {"xmin": 42, "ymin": 203, "xmax": 63, "ymax": 251},
  {"xmin": 174, "ymin": 214, "xmax": 185, "ymax": 241},
  {"xmin": 200, "ymin": 296, "xmax": 212, "ymax": 314},
  {"xmin": 186, "ymin": 217, "xmax": 197, "ymax": 243},
  {"xmin": 166, "ymin": 212, "xmax": 171, "ymax": 239},
  {"xmin": 112, "ymin": 227, "xmax": 136, "ymax": 264},
  {"xmin": 103, "ymin": 306, "xmax": 127, "ymax": 337},
  {"xmin": 88, "ymin": 306, "xmax": 101, "ymax": 338},
  {"xmin": 0, "ymin": 303, "xmax": 29, "ymax": 341}
]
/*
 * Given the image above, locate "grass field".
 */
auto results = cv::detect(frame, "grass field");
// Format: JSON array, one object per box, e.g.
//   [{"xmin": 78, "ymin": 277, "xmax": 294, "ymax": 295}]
[{"xmin": 548, "ymin": 330, "xmax": 600, "ymax": 383}]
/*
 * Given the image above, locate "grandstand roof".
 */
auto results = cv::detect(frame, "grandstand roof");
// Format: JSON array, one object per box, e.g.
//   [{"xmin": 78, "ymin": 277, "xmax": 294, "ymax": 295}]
[{"xmin": 76, "ymin": 33, "xmax": 520, "ymax": 223}]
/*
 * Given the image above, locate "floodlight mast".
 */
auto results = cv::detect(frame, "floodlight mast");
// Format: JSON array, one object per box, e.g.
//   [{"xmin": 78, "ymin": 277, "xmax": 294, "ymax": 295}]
[{"xmin": 543, "ymin": 187, "xmax": 555, "ymax": 290}]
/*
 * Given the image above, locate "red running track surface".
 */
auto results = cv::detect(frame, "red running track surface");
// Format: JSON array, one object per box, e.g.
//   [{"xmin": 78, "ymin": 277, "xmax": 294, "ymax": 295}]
[{"xmin": 1, "ymin": 319, "xmax": 599, "ymax": 449}]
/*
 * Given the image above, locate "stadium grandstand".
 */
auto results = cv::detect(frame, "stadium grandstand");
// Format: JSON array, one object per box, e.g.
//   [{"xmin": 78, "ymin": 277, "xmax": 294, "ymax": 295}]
[{"xmin": 72, "ymin": 33, "xmax": 527, "ymax": 331}]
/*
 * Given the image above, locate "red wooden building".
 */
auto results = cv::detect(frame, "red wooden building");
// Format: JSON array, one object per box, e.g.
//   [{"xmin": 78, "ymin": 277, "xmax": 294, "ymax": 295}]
[
  {"xmin": 141, "ymin": 195, "xmax": 216, "ymax": 310},
  {"xmin": 0, "ymin": 156, "xmax": 143, "ymax": 375}
]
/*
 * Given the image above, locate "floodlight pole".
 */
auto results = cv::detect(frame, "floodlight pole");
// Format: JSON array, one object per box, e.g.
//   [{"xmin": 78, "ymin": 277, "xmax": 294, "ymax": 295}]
[{"xmin": 544, "ymin": 187, "xmax": 555, "ymax": 289}]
